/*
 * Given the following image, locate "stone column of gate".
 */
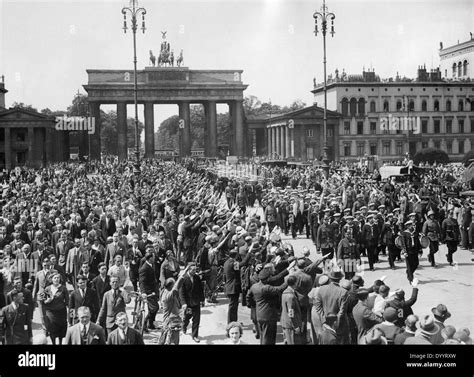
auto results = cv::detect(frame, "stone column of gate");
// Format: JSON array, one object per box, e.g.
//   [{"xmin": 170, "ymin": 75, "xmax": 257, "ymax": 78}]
[
  {"xmin": 232, "ymin": 100, "xmax": 245, "ymax": 157},
  {"xmin": 5, "ymin": 128, "xmax": 11, "ymax": 170},
  {"xmin": 205, "ymin": 100, "xmax": 218, "ymax": 157},
  {"xmin": 280, "ymin": 125, "xmax": 286, "ymax": 159},
  {"xmin": 27, "ymin": 127, "xmax": 35, "ymax": 167},
  {"xmin": 179, "ymin": 101, "xmax": 191, "ymax": 156},
  {"xmin": 271, "ymin": 126, "xmax": 277, "ymax": 157},
  {"xmin": 78, "ymin": 127, "xmax": 89, "ymax": 160},
  {"xmin": 89, "ymin": 103, "xmax": 101, "ymax": 160},
  {"xmin": 117, "ymin": 102, "xmax": 128, "ymax": 161},
  {"xmin": 144, "ymin": 102, "xmax": 155, "ymax": 158},
  {"xmin": 45, "ymin": 128, "xmax": 53, "ymax": 165},
  {"xmin": 290, "ymin": 127, "xmax": 295, "ymax": 157},
  {"xmin": 285, "ymin": 125, "xmax": 290, "ymax": 159}
]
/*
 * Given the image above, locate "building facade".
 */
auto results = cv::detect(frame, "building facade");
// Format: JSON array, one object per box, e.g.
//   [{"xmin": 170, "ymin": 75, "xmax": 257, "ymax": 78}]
[
  {"xmin": 247, "ymin": 105, "xmax": 340, "ymax": 161},
  {"xmin": 0, "ymin": 78, "xmax": 69, "ymax": 169},
  {"xmin": 439, "ymin": 34, "xmax": 473, "ymax": 81},
  {"xmin": 312, "ymin": 67, "xmax": 474, "ymax": 162}
]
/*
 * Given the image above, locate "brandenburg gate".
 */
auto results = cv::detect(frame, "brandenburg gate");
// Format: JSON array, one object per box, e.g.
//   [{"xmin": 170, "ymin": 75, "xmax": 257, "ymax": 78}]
[{"xmin": 83, "ymin": 67, "xmax": 248, "ymax": 160}]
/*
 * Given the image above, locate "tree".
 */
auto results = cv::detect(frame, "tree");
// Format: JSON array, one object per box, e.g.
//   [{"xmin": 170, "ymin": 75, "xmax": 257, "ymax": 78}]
[
  {"xmin": 11, "ymin": 102, "xmax": 38, "ymax": 112},
  {"xmin": 413, "ymin": 148, "xmax": 450, "ymax": 164},
  {"xmin": 100, "ymin": 110, "xmax": 144, "ymax": 155},
  {"xmin": 462, "ymin": 149, "xmax": 474, "ymax": 167}
]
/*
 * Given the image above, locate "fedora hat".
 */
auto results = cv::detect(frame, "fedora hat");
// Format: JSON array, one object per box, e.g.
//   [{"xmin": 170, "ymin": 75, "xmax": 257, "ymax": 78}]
[
  {"xmin": 351, "ymin": 275, "xmax": 365, "ymax": 287},
  {"xmin": 431, "ymin": 304, "xmax": 451, "ymax": 320},
  {"xmin": 416, "ymin": 315, "xmax": 440, "ymax": 336},
  {"xmin": 364, "ymin": 328, "xmax": 387, "ymax": 345},
  {"xmin": 328, "ymin": 270, "xmax": 344, "ymax": 281}
]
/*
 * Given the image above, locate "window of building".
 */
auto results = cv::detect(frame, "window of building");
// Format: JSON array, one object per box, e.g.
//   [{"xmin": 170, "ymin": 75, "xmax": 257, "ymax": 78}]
[
  {"xmin": 422, "ymin": 120, "xmax": 428, "ymax": 134},
  {"xmin": 434, "ymin": 141, "xmax": 441, "ymax": 149},
  {"xmin": 447, "ymin": 141, "xmax": 452, "ymax": 154},
  {"xmin": 434, "ymin": 100, "xmax": 439, "ymax": 111},
  {"xmin": 383, "ymin": 142, "xmax": 390, "ymax": 155},
  {"xmin": 459, "ymin": 100, "xmax": 464, "ymax": 111},
  {"xmin": 396, "ymin": 100, "xmax": 402, "ymax": 111},
  {"xmin": 16, "ymin": 152, "xmax": 26, "ymax": 165},
  {"xmin": 350, "ymin": 98, "xmax": 357, "ymax": 116},
  {"xmin": 344, "ymin": 121, "xmax": 350, "ymax": 135},
  {"xmin": 383, "ymin": 101, "xmax": 389, "ymax": 112},
  {"xmin": 357, "ymin": 143, "xmax": 365, "ymax": 156},
  {"xmin": 446, "ymin": 119, "xmax": 452, "ymax": 134},
  {"xmin": 358, "ymin": 98, "xmax": 365, "ymax": 116},
  {"xmin": 396, "ymin": 142, "xmax": 403, "ymax": 155},
  {"xmin": 370, "ymin": 122, "xmax": 376, "ymax": 134},
  {"xmin": 459, "ymin": 119, "xmax": 464, "ymax": 133},
  {"xmin": 446, "ymin": 100, "xmax": 451, "ymax": 112},
  {"xmin": 327, "ymin": 128, "xmax": 333, "ymax": 138},
  {"xmin": 422, "ymin": 100, "xmax": 427, "ymax": 111},
  {"xmin": 344, "ymin": 143, "xmax": 351, "ymax": 156},
  {"xmin": 306, "ymin": 129, "xmax": 314, "ymax": 137},
  {"xmin": 341, "ymin": 98, "xmax": 348, "ymax": 116},
  {"xmin": 452, "ymin": 63, "xmax": 457, "ymax": 78},
  {"xmin": 0, "ymin": 129, "xmax": 4, "ymax": 142},
  {"xmin": 357, "ymin": 121, "xmax": 364, "ymax": 135},
  {"xmin": 306, "ymin": 146, "xmax": 314, "ymax": 160},
  {"xmin": 434, "ymin": 119, "xmax": 440, "ymax": 134},
  {"xmin": 370, "ymin": 144, "xmax": 377, "ymax": 155},
  {"xmin": 464, "ymin": 60, "xmax": 468, "ymax": 76},
  {"xmin": 458, "ymin": 62, "xmax": 462, "ymax": 77},
  {"xmin": 422, "ymin": 142, "xmax": 428, "ymax": 149},
  {"xmin": 459, "ymin": 142, "xmax": 464, "ymax": 154},
  {"xmin": 370, "ymin": 101, "xmax": 376, "ymax": 112},
  {"xmin": 409, "ymin": 100, "xmax": 415, "ymax": 111}
]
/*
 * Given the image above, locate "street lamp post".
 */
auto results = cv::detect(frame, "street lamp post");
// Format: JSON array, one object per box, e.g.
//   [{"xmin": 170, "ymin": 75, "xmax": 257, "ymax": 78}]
[
  {"xmin": 122, "ymin": 0, "xmax": 146, "ymax": 176},
  {"xmin": 313, "ymin": 0, "xmax": 335, "ymax": 178}
]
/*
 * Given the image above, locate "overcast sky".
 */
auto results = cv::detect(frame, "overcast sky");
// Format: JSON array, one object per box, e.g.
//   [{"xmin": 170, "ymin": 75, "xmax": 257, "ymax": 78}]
[{"xmin": 0, "ymin": 0, "xmax": 472, "ymax": 128}]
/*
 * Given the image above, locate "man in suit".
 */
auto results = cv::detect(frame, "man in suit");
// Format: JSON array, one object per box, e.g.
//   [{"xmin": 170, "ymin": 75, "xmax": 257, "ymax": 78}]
[
  {"xmin": 92, "ymin": 263, "xmax": 110, "ymax": 306},
  {"xmin": 32, "ymin": 258, "xmax": 53, "ymax": 334},
  {"xmin": 7, "ymin": 276, "xmax": 34, "ymax": 320},
  {"xmin": 314, "ymin": 270, "xmax": 350, "ymax": 344},
  {"xmin": 1, "ymin": 290, "xmax": 32, "ymax": 344},
  {"xmin": 97, "ymin": 276, "xmax": 131, "ymax": 337},
  {"xmin": 178, "ymin": 262, "xmax": 205, "ymax": 343},
  {"xmin": 69, "ymin": 275, "xmax": 100, "ymax": 324},
  {"xmin": 316, "ymin": 214, "xmax": 335, "ymax": 259},
  {"xmin": 127, "ymin": 237, "xmax": 143, "ymax": 292},
  {"xmin": 246, "ymin": 265, "xmax": 289, "ymax": 345},
  {"xmin": 139, "ymin": 252, "xmax": 160, "ymax": 331},
  {"xmin": 107, "ymin": 311, "xmax": 144, "ymax": 345},
  {"xmin": 394, "ymin": 315, "xmax": 418, "ymax": 344},
  {"xmin": 55, "ymin": 232, "xmax": 74, "ymax": 262},
  {"xmin": 100, "ymin": 212, "xmax": 116, "ymax": 240},
  {"xmin": 352, "ymin": 288, "xmax": 383, "ymax": 344},
  {"xmin": 361, "ymin": 214, "xmax": 379, "ymax": 271},
  {"xmin": 223, "ymin": 248, "xmax": 252, "ymax": 323},
  {"xmin": 79, "ymin": 262, "xmax": 96, "ymax": 289},
  {"xmin": 105, "ymin": 233, "xmax": 126, "ymax": 267},
  {"xmin": 65, "ymin": 306, "xmax": 106, "ymax": 345}
]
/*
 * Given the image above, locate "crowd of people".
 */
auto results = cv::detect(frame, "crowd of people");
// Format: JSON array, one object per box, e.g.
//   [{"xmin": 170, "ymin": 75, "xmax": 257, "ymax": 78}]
[{"xmin": 0, "ymin": 156, "xmax": 472, "ymax": 345}]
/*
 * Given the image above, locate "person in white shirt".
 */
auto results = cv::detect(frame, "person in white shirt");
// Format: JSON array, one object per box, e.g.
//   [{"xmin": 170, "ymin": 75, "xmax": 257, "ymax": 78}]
[
  {"xmin": 64, "ymin": 306, "xmax": 106, "ymax": 345},
  {"xmin": 372, "ymin": 284, "xmax": 391, "ymax": 316},
  {"xmin": 107, "ymin": 255, "xmax": 128, "ymax": 287}
]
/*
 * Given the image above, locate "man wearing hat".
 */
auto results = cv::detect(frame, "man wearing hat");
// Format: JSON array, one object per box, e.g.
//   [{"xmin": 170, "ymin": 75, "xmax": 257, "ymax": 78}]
[
  {"xmin": 380, "ymin": 213, "xmax": 400, "ymax": 269},
  {"xmin": 441, "ymin": 209, "xmax": 460, "ymax": 266},
  {"xmin": 352, "ymin": 194, "xmax": 365, "ymax": 216},
  {"xmin": 352, "ymin": 288, "xmax": 383, "ymax": 344},
  {"xmin": 316, "ymin": 215, "xmax": 335, "ymax": 259},
  {"xmin": 404, "ymin": 315, "xmax": 439, "ymax": 345},
  {"xmin": 264, "ymin": 200, "xmax": 277, "ymax": 233},
  {"xmin": 337, "ymin": 227, "xmax": 360, "ymax": 280},
  {"xmin": 331, "ymin": 213, "xmax": 342, "ymax": 247},
  {"xmin": 309, "ymin": 205, "xmax": 320, "ymax": 245},
  {"xmin": 394, "ymin": 314, "xmax": 419, "ymax": 344},
  {"xmin": 280, "ymin": 275, "xmax": 303, "ymax": 344},
  {"xmin": 422, "ymin": 209, "xmax": 441, "ymax": 267},
  {"xmin": 400, "ymin": 220, "xmax": 422, "ymax": 283},
  {"xmin": 361, "ymin": 214, "xmax": 379, "ymax": 271},
  {"xmin": 429, "ymin": 304, "xmax": 451, "ymax": 345},
  {"xmin": 314, "ymin": 270, "xmax": 350, "ymax": 344},
  {"xmin": 385, "ymin": 280, "xmax": 419, "ymax": 327}
]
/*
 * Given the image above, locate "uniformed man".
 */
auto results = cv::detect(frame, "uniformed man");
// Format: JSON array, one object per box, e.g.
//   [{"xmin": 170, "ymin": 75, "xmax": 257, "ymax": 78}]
[
  {"xmin": 422, "ymin": 210, "xmax": 441, "ymax": 267},
  {"xmin": 337, "ymin": 227, "xmax": 360, "ymax": 280},
  {"xmin": 441, "ymin": 209, "xmax": 460, "ymax": 266},
  {"xmin": 309, "ymin": 202, "xmax": 320, "ymax": 245},
  {"xmin": 1, "ymin": 290, "xmax": 33, "ymax": 345},
  {"xmin": 316, "ymin": 214, "xmax": 335, "ymax": 259},
  {"xmin": 361, "ymin": 214, "xmax": 379, "ymax": 271},
  {"xmin": 380, "ymin": 213, "xmax": 399, "ymax": 269},
  {"xmin": 331, "ymin": 213, "xmax": 342, "ymax": 247},
  {"xmin": 352, "ymin": 194, "xmax": 365, "ymax": 217},
  {"xmin": 400, "ymin": 220, "xmax": 422, "ymax": 283}
]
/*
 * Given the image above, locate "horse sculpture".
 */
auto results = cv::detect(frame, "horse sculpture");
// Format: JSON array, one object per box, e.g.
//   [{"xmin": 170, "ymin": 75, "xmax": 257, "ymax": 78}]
[
  {"xmin": 158, "ymin": 49, "xmax": 171, "ymax": 67},
  {"xmin": 149, "ymin": 50, "xmax": 156, "ymax": 67},
  {"xmin": 176, "ymin": 49, "xmax": 184, "ymax": 67}
]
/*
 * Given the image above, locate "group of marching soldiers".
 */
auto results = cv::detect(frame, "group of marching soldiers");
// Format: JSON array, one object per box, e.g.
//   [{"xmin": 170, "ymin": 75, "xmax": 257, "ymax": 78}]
[{"xmin": 262, "ymin": 188, "xmax": 463, "ymax": 283}]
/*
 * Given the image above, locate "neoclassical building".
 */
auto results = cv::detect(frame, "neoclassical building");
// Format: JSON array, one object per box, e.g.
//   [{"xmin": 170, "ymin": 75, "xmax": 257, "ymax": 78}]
[
  {"xmin": 440, "ymin": 34, "xmax": 473, "ymax": 81},
  {"xmin": 312, "ymin": 66, "xmax": 474, "ymax": 162}
]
